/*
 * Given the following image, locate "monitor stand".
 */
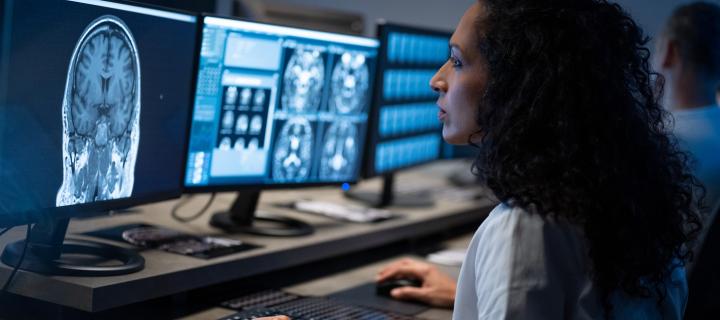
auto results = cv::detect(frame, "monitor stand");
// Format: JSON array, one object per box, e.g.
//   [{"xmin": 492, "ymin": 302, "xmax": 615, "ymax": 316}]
[
  {"xmin": 209, "ymin": 190, "xmax": 314, "ymax": 237},
  {"xmin": 1, "ymin": 217, "xmax": 144, "ymax": 276},
  {"xmin": 344, "ymin": 174, "xmax": 435, "ymax": 208}
]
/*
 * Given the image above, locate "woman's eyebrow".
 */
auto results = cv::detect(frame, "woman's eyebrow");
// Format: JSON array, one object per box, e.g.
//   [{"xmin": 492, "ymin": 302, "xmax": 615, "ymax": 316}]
[{"xmin": 449, "ymin": 43, "xmax": 465, "ymax": 57}]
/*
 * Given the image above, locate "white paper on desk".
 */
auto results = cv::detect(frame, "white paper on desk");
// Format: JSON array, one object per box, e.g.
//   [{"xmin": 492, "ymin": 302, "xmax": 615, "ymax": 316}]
[{"xmin": 427, "ymin": 249, "xmax": 467, "ymax": 266}]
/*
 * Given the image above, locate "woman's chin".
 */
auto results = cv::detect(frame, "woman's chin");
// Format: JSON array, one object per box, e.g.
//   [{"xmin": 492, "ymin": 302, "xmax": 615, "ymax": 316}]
[{"xmin": 442, "ymin": 130, "xmax": 467, "ymax": 145}]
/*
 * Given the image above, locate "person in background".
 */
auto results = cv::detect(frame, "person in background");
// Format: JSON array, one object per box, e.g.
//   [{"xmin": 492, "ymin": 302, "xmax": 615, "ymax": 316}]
[{"xmin": 655, "ymin": 1, "xmax": 720, "ymax": 231}]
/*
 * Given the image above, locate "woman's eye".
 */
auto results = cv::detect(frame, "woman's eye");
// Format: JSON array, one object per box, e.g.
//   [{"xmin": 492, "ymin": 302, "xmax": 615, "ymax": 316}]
[{"xmin": 450, "ymin": 56, "xmax": 462, "ymax": 68}]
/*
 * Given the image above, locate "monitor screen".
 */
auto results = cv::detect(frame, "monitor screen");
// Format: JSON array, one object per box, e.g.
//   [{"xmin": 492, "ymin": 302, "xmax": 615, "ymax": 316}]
[
  {"xmin": 0, "ymin": 0, "xmax": 198, "ymax": 221},
  {"xmin": 185, "ymin": 16, "xmax": 378, "ymax": 189},
  {"xmin": 364, "ymin": 24, "xmax": 451, "ymax": 177}
]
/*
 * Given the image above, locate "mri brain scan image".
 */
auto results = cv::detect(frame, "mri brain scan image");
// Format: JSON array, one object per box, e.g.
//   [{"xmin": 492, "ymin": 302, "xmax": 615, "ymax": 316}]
[
  {"xmin": 219, "ymin": 137, "xmax": 232, "ymax": 150},
  {"xmin": 225, "ymin": 86, "xmax": 238, "ymax": 105},
  {"xmin": 250, "ymin": 115, "xmax": 263, "ymax": 135},
  {"xmin": 233, "ymin": 138, "xmax": 245, "ymax": 150},
  {"xmin": 330, "ymin": 53, "xmax": 369, "ymax": 114},
  {"xmin": 273, "ymin": 118, "xmax": 314, "ymax": 181},
  {"xmin": 253, "ymin": 89, "xmax": 266, "ymax": 107},
  {"xmin": 240, "ymin": 87, "xmax": 252, "ymax": 106},
  {"xmin": 248, "ymin": 138, "xmax": 259, "ymax": 150},
  {"xmin": 281, "ymin": 48, "xmax": 324, "ymax": 112},
  {"xmin": 222, "ymin": 111, "xmax": 235, "ymax": 130},
  {"xmin": 57, "ymin": 15, "xmax": 140, "ymax": 206},
  {"xmin": 235, "ymin": 115, "xmax": 249, "ymax": 134},
  {"xmin": 320, "ymin": 121, "xmax": 358, "ymax": 180}
]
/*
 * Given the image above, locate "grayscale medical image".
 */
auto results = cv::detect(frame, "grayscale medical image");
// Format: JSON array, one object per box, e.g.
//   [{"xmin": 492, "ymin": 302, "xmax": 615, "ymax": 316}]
[
  {"xmin": 225, "ymin": 86, "xmax": 238, "ymax": 105},
  {"xmin": 330, "ymin": 52, "xmax": 369, "ymax": 114},
  {"xmin": 240, "ymin": 87, "xmax": 252, "ymax": 107},
  {"xmin": 219, "ymin": 137, "xmax": 232, "ymax": 150},
  {"xmin": 57, "ymin": 15, "xmax": 140, "ymax": 206},
  {"xmin": 320, "ymin": 121, "xmax": 358, "ymax": 180},
  {"xmin": 272, "ymin": 118, "xmax": 314, "ymax": 181},
  {"xmin": 281, "ymin": 48, "xmax": 324, "ymax": 113}
]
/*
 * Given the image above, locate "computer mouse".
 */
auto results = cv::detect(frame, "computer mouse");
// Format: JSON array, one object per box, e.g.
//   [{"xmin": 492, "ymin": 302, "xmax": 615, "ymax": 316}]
[{"xmin": 376, "ymin": 278, "xmax": 423, "ymax": 297}]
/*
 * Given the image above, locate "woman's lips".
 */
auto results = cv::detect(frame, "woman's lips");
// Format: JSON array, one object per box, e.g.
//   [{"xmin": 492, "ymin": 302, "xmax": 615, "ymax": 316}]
[{"xmin": 438, "ymin": 108, "xmax": 447, "ymax": 121}]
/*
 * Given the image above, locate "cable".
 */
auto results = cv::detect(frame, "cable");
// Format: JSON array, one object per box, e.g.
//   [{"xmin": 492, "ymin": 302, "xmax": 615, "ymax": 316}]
[
  {"xmin": 2, "ymin": 223, "xmax": 31, "ymax": 292},
  {"xmin": 171, "ymin": 193, "xmax": 216, "ymax": 223}
]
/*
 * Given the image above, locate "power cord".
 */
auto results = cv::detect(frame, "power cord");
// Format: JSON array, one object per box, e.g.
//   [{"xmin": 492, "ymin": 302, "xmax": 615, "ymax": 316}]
[
  {"xmin": 171, "ymin": 193, "xmax": 216, "ymax": 223},
  {"xmin": 2, "ymin": 223, "xmax": 31, "ymax": 292}
]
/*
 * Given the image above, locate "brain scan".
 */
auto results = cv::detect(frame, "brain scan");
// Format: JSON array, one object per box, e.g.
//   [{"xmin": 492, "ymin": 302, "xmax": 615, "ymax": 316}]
[
  {"xmin": 254, "ymin": 90, "xmax": 266, "ymax": 107},
  {"xmin": 272, "ymin": 118, "xmax": 313, "ymax": 181},
  {"xmin": 219, "ymin": 137, "xmax": 232, "ymax": 150},
  {"xmin": 57, "ymin": 15, "xmax": 140, "ymax": 206},
  {"xmin": 250, "ymin": 115, "xmax": 263, "ymax": 135},
  {"xmin": 248, "ymin": 138, "xmax": 259, "ymax": 150},
  {"xmin": 240, "ymin": 88, "xmax": 252, "ymax": 106},
  {"xmin": 233, "ymin": 138, "xmax": 245, "ymax": 150},
  {"xmin": 330, "ymin": 53, "xmax": 369, "ymax": 114},
  {"xmin": 320, "ymin": 121, "xmax": 358, "ymax": 180},
  {"xmin": 225, "ymin": 86, "xmax": 238, "ymax": 105},
  {"xmin": 281, "ymin": 48, "xmax": 324, "ymax": 112},
  {"xmin": 222, "ymin": 111, "xmax": 235, "ymax": 130},
  {"xmin": 235, "ymin": 115, "xmax": 249, "ymax": 134}
]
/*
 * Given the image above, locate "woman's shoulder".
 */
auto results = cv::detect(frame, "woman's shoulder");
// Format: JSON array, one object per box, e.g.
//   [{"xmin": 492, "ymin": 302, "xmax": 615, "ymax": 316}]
[{"xmin": 478, "ymin": 203, "xmax": 579, "ymax": 241}]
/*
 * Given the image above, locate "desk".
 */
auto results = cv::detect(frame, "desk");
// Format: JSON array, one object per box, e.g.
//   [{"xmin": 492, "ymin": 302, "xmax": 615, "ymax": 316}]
[
  {"xmin": 0, "ymin": 160, "xmax": 493, "ymax": 316},
  {"xmin": 182, "ymin": 232, "xmax": 475, "ymax": 320}
]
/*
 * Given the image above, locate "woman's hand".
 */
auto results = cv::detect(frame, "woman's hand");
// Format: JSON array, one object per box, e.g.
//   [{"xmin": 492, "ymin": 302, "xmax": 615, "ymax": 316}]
[
  {"xmin": 253, "ymin": 316, "xmax": 290, "ymax": 320},
  {"xmin": 376, "ymin": 258, "xmax": 457, "ymax": 308}
]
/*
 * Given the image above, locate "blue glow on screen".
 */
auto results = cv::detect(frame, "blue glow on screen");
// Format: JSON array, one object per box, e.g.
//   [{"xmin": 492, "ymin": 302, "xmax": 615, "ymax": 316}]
[
  {"xmin": 373, "ymin": 28, "xmax": 450, "ymax": 174},
  {"xmin": 185, "ymin": 17, "xmax": 379, "ymax": 187}
]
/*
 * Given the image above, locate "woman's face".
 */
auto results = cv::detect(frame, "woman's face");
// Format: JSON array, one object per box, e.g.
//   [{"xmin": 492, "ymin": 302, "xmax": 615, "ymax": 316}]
[{"xmin": 431, "ymin": 3, "xmax": 488, "ymax": 145}]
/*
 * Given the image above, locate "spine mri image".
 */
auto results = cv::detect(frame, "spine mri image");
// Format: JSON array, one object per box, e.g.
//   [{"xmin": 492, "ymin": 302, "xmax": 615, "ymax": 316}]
[{"xmin": 56, "ymin": 15, "xmax": 141, "ymax": 206}]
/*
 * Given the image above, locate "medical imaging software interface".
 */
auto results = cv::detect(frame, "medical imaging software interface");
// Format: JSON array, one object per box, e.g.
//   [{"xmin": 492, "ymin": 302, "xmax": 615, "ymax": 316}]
[
  {"xmin": 0, "ymin": 0, "xmax": 197, "ymax": 215},
  {"xmin": 186, "ymin": 17, "xmax": 378, "ymax": 187},
  {"xmin": 370, "ymin": 27, "xmax": 450, "ymax": 174}
]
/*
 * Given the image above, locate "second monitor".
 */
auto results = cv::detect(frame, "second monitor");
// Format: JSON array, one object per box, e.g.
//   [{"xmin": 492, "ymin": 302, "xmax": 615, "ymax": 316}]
[
  {"xmin": 185, "ymin": 16, "xmax": 379, "ymax": 236},
  {"xmin": 346, "ymin": 23, "xmax": 452, "ymax": 208}
]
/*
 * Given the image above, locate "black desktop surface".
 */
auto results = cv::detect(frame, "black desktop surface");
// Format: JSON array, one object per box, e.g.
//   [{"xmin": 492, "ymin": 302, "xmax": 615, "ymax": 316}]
[
  {"xmin": 0, "ymin": 0, "xmax": 199, "ymax": 226},
  {"xmin": 361, "ymin": 23, "xmax": 452, "ymax": 179}
]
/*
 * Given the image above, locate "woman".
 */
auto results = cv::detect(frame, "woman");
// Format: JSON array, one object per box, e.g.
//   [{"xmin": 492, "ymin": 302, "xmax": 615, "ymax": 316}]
[
  {"xmin": 262, "ymin": 0, "xmax": 702, "ymax": 318},
  {"xmin": 376, "ymin": 0, "xmax": 702, "ymax": 319}
]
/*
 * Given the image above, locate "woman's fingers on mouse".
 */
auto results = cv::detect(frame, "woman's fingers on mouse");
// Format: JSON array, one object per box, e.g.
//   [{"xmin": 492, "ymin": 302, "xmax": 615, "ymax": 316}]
[
  {"xmin": 384, "ymin": 264, "xmax": 431, "ymax": 281},
  {"xmin": 391, "ymin": 286, "xmax": 429, "ymax": 302},
  {"xmin": 376, "ymin": 259, "xmax": 426, "ymax": 281}
]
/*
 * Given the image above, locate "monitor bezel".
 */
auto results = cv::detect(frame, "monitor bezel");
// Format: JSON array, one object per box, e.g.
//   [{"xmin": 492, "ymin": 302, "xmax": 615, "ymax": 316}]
[
  {"xmin": 360, "ymin": 22, "xmax": 453, "ymax": 179},
  {"xmin": 0, "ymin": 0, "xmax": 201, "ymax": 228},
  {"xmin": 181, "ymin": 14, "xmax": 379, "ymax": 193}
]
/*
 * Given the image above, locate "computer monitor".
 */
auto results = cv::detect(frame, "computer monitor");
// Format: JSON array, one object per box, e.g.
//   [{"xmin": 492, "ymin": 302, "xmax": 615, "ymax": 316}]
[
  {"xmin": 184, "ymin": 16, "xmax": 378, "ymax": 236},
  {"xmin": 345, "ymin": 23, "xmax": 451, "ymax": 208},
  {"xmin": 0, "ymin": 0, "xmax": 198, "ymax": 275}
]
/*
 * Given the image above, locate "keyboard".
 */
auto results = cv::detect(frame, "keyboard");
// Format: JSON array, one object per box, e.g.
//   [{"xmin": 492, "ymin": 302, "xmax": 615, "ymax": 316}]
[
  {"xmin": 220, "ymin": 290, "xmax": 419, "ymax": 320},
  {"xmin": 292, "ymin": 200, "xmax": 400, "ymax": 223}
]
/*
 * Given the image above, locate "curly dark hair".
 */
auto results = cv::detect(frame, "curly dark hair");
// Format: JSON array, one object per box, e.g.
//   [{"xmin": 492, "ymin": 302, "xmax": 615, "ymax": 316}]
[{"xmin": 468, "ymin": 0, "xmax": 703, "ymax": 313}]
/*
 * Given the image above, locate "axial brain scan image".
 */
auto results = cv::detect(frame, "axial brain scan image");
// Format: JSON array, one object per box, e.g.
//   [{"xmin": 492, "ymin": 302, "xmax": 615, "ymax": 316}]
[
  {"xmin": 272, "ymin": 118, "xmax": 314, "ymax": 181},
  {"xmin": 281, "ymin": 48, "xmax": 324, "ymax": 113},
  {"xmin": 56, "ymin": 15, "xmax": 140, "ymax": 206},
  {"xmin": 320, "ymin": 121, "xmax": 358, "ymax": 180},
  {"xmin": 330, "ymin": 53, "xmax": 369, "ymax": 114}
]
